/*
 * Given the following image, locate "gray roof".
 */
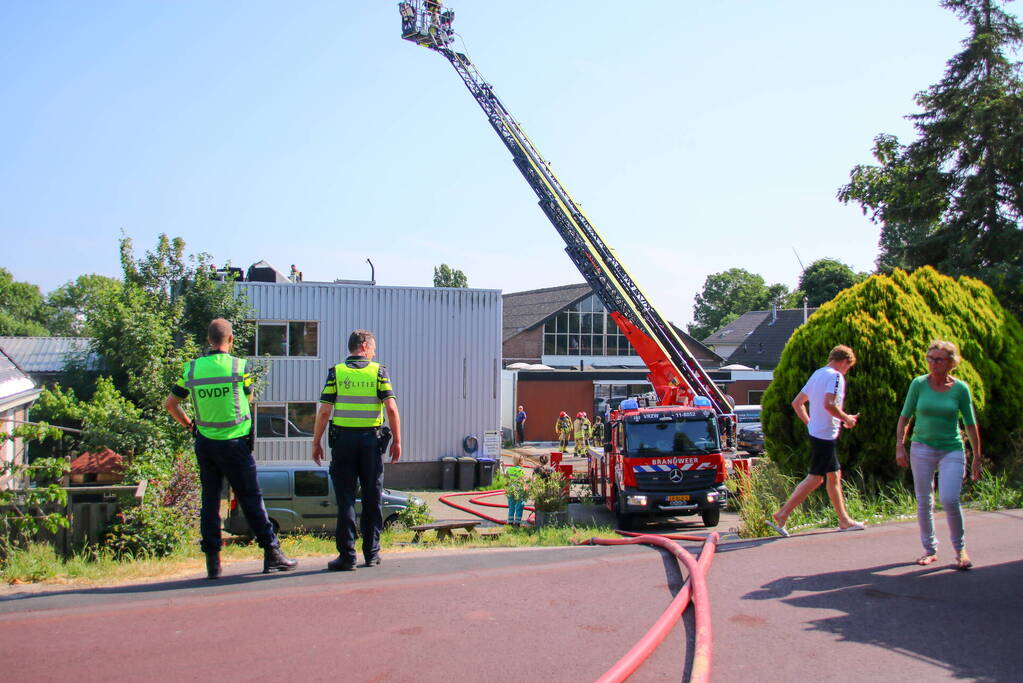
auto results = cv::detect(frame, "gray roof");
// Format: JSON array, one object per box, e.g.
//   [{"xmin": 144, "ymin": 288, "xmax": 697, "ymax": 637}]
[
  {"xmin": 0, "ymin": 348, "xmax": 37, "ymax": 406},
  {"xmin": 0, "ymin": 336, "xmax": 99, "ymax": 373},
  {"xmin": 502, "ymin": 283, "xmax": 592, "ymax": 342},
  {"xmin": 725, "ymin": 308, "xmax": 818, "ymax": 370},
  {"xmin": 701, "ymin": 310, "xmax": 770, "ymax": 346}
]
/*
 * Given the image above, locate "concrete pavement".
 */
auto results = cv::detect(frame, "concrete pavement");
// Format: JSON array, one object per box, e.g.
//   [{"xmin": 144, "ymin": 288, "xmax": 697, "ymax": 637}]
[{"xmin": 1, "ymin": 509, "xmax": 1020, "ymax": 681}]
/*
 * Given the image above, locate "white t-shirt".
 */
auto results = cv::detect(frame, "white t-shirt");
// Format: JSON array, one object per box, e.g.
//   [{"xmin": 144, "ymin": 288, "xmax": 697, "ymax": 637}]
[{"xmin": 800, "ymin": 365, "xmax": 845, "ymax": 440}]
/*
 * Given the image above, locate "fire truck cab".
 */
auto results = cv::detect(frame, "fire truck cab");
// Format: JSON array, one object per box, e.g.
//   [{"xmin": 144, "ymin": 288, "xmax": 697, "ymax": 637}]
[{"xmin": 591, "ymin": 399, "xmax": 728, "ymax": 530}]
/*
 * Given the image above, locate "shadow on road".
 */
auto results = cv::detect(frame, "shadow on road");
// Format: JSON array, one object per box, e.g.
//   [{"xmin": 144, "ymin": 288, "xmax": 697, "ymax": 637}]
[
  {"xmin": 742, "ymin": 557, "xmax": 1023, "ymax": 681},
  {"xmin": 0, "ymin": 565, "xmax": 315, "ymax": 607}
]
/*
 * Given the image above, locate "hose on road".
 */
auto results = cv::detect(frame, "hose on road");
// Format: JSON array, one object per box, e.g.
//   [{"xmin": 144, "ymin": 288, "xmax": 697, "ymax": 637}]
[{"xmin": 441, "ymin": 489, "xmax": 717, "ymax": 682}]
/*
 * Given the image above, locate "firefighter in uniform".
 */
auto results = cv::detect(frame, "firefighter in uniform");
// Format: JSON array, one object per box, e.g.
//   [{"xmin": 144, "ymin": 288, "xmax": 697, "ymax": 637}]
[
  {"xmin": 312, "ymin": 329, "xmax": 402, "ymax": 571},
  {"xmin": 165, "ymin": 318, "xmax": 296, "ymax": 579},
  {"xmin": 592, "ymin": 416, "xmax": 605, "ymax": 445},
  {"xmin": 573, "ymin": 412, "xmax": 591, "ymax": 456},
  {"xmin": 554, "ymin": 412, "xmax": 572, "ymax": 453}
]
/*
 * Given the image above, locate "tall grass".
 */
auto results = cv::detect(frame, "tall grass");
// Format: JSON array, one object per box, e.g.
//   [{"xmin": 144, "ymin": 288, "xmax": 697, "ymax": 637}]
[{"xmin": 729, "ymin": 459, "xmax": 916, "ymax": 538}]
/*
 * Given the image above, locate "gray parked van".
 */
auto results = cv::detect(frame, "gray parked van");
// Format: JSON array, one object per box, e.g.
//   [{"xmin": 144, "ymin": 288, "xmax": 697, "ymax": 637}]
[{"xmin": 224, "ymin": 462, "xmax": 422, "ymax": 537}]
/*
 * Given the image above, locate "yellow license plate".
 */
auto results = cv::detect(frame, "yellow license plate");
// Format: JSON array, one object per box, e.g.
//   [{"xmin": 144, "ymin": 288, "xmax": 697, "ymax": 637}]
[{"xmin": 667, "ymin": 495, "xmax": 691, "ymax": 502}]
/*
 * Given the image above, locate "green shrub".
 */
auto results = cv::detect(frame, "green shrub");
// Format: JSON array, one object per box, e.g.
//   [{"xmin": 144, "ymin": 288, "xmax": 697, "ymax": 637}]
[
  {"xmin": 396, "ymin": 499, "xmax": 433, "ymax": 529},
  {"xmin": 101, "ymin": 504, "xmax": 191, "ymax": 559},
  {"xmin": 763, "ymin": 266, "xmax": 1023, "ymax": 483}
]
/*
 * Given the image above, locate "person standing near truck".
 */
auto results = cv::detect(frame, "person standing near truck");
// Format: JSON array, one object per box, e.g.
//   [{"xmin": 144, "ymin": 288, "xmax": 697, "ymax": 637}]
[
  {"xmin": 515, "ymin": 405, "xmax": 527, "ymax": 446},
  {"xmin": 312, "ymin": 329, "xmax": 402, "ymax": 571},
  {"xmin": 164, "ymin": 318, "xmax": 296, "ymax": 579},
  {"xmin": 555, "ymin": 412, "xmax": 572, "ymax": 453},
  {"xmin": 768, "ymin": 345, "xmax": 865, "ymax": 537}
]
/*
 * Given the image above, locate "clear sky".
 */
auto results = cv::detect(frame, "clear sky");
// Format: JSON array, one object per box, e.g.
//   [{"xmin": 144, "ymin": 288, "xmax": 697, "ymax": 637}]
[{"xmin": 0, "ymin": 1, "xmax": 989, "ymax": 327}]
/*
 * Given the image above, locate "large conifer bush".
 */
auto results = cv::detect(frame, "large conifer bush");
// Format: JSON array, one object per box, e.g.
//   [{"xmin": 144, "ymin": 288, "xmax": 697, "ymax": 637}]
[{"xmin": 762, "ymin": 266, "xmax": 1023, "ymax": 483}]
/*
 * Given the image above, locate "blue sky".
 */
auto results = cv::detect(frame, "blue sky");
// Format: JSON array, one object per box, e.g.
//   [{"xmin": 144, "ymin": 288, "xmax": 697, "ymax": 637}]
[{"xmin": 0, "ymin": 1, "xmax": 987, "ymax": 326}]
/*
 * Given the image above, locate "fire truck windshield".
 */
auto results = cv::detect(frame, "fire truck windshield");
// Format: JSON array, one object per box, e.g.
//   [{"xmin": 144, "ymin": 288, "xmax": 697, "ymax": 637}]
[{"xmin": 625, "ymin": 419, "xmax": 719, "ymax": 456}]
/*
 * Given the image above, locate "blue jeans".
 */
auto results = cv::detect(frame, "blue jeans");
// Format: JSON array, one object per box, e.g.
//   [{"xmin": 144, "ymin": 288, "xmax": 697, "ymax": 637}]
[
  {"xmin": 330, "ymin": 428, "xmax": 384, "ymax": 563},
  {"xmin": 910, "ymin": 442, "xmax": 966, "ymax": 554},
  {"xmin": 507, "ymin": 496, "xmax": 525, "ymax": 524},
  {"xmin": 195, "ymin": 434, "xmax": 277, "ymax": 553}
]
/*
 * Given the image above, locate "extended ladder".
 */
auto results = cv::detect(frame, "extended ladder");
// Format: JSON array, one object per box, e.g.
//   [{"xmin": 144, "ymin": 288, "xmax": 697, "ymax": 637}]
[{"xmin": 398, "ymin": 2, "xmax": 733, "ymax": 419}]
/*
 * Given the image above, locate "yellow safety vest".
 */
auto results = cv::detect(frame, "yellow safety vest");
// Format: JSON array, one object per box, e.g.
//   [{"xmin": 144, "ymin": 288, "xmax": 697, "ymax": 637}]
[
  {"xmin": 183, "ymin": 354, "xmax": 251, "ymax": 440},
  {"xmin": 331, "ymin": 361, "xmax": 384, "ymax": 428}
]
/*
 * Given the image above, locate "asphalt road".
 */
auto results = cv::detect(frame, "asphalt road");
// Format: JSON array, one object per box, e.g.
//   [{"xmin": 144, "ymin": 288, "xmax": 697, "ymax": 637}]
[{"xmin": 2, "ymin": 509, "xmax": 1020, "ymax": 682}]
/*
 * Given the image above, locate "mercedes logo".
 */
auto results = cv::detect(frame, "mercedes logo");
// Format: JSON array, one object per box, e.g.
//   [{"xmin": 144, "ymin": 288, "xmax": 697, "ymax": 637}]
[{"xmin": 669, "ymin": 468, "xmax": 684, "ymax": 483}]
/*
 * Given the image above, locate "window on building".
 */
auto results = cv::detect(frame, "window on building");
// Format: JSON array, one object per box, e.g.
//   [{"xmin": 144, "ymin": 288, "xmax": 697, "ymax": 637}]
[
  {"xmin": 747, "ymin": 390, "xmax": 764, "ymax": 405},
  {"xmin": 542, "ymin": 294, "xmax": 636, "ymax": 357},
  {"xmin": 294, "ymin": 470, "xmax": 329, "ymax": 497},
  {"xmin": 244, "ymin": 321, "xmax": 319, "ymax": 358},
  {"xmin": 255, "ymin": 402, "xmax": 317, "ymax": 438}
]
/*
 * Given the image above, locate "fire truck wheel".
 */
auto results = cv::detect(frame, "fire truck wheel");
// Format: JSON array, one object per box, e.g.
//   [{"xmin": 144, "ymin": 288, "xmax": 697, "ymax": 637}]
[
  {"xmin": 614, "ymin": 492, "xmax": 634, "ymax": 530},
  {"xmin": 701, "ymin": 509, "xmax": 720, "ymax": 528}
]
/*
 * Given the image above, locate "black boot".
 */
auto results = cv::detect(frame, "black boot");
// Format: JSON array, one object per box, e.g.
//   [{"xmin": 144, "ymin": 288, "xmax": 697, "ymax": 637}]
[
  {"xmin": 263, "ymin": 545, "xmax": 297, "ymax": 573},
  {"xmin": 205, "ymin": 552, "xmax": 221, "ymax": 580},
  {"xmin": 327, "ymin": 555, "xmax": 356, "ymax": 571}
]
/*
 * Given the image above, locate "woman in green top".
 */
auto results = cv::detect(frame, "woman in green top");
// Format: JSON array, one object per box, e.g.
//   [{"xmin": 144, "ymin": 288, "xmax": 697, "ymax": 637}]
[{"xmin": 895, "ymin": 340, "xmax": 982, "ymax": 570}]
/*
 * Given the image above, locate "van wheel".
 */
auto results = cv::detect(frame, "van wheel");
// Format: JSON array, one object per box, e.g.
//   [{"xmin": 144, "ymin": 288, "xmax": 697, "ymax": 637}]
[
  {"xmin": 384, "ymin": 514, "xmax": 399, "ymax": 529},
  {"xmin": 701, "ymin": 509, "xmax": 720, "ymax": 528}
]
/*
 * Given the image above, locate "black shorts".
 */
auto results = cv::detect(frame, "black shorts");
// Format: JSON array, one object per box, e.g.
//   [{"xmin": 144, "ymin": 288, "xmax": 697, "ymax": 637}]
[{"xmin": 808, "ymin": 435, "xmax": 841, "ymax": 476}]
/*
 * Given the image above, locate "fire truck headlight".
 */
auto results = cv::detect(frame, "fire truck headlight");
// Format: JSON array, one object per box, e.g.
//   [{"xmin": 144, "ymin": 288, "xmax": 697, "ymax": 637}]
[
  {"xmin": 706, "ymin": 492, "xmax": 719, "ymax": 503},
  {"xmin": 626, "ymin": 495, "xmax": 648, "ymax": 507}
]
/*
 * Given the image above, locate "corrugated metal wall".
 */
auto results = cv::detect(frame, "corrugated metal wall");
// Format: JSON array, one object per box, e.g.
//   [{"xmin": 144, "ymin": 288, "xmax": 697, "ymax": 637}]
[{"xmin": 236, "ymin": 282, "xmax": 502, "ymax": 465}]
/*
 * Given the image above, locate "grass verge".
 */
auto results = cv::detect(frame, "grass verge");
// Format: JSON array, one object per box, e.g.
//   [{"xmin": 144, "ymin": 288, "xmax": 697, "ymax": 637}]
[
  {"xmin": 730, "ymin": 457, "xmax": 1022, "ymax": 538},
  {"xmin": 1, "ymin": 522, "xmax": 619, "ymax": 586}
]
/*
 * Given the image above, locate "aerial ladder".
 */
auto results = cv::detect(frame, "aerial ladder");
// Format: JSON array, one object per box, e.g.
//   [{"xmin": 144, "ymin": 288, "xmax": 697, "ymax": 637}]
[{"xmin": 399, "ymin": 2, "xmax": 735, "ymax": 438}]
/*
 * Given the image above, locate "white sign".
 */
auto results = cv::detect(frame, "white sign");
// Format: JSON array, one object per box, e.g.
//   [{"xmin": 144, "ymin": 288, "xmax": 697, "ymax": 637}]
[{"xmin": 482, "ymin": 430, "xmax": 501, "ymax": 459}]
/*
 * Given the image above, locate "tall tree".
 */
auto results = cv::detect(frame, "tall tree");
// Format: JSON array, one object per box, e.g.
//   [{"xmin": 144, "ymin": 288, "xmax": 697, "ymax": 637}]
[
  {"xmin": 838, "ymin": 0, "xmax": 1023, "ymax": 317},
  {"xmin": 433, "ymin": 264, "xmax": 468, "ymax": 288},
  {"xmin": 46, "ymin": 274, "xmax": 122, "ymax": 336},
  {"xmin": 688, "ymin": 268, "xmax": 791, "ymax": 340},
  {"xmin": 798, "ymin": 258, "xmax": 866, "ymax": 307},
  {"xmin": 0, "ymin": 268, "xmax": 51, "ymax": 336}
]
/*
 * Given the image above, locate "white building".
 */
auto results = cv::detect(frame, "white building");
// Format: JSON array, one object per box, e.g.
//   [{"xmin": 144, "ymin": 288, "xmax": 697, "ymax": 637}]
[{"xmin": 236, "ymin": 280, "xmax": 502, "ymax": 488}]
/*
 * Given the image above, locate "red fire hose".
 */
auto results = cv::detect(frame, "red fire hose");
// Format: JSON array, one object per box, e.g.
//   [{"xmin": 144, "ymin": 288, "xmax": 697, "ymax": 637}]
[
  {"xmin": 440, "ymin": 489, "xmax": 717, "ymax": 682},
  {"xmin": 580, "ymin": 532, "xmax": 717, "ymax": 683}
]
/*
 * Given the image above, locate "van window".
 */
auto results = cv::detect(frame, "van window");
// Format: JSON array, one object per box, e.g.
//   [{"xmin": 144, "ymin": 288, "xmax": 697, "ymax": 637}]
[
  {"xmin": 258, "ymin": 471, "xmax": 290, "ymax": 498},
  {"xmin": 295, "ymin": 470, "xmax": 329, "ymax": 497}
]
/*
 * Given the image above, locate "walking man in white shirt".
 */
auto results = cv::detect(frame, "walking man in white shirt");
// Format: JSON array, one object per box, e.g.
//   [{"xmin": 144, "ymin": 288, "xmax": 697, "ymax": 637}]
[{"xmin": 767, "ymin": 345, "xmax": 865, "ymax": 537}]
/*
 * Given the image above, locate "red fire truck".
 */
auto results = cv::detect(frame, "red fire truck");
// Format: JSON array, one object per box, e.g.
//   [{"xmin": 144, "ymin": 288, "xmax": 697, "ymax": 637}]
[{"xmin": 399, "ymin": 2, "xmax": 736, "ymax": 528}]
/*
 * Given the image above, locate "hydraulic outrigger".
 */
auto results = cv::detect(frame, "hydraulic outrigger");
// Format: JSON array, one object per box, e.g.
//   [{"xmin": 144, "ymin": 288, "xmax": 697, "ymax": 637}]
[{"xmin": 398, "ymin": 2, "xmax": 735, "ymax": 438}]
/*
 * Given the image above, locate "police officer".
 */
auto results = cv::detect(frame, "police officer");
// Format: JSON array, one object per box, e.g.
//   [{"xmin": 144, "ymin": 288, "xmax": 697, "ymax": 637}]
[
  {"xmin": 312, "ymin": 329, "xmax": 402, "ymax": 571},
  {"xmin": 164, "ymin": 318, "xmax": 297, "ymax": 579}
]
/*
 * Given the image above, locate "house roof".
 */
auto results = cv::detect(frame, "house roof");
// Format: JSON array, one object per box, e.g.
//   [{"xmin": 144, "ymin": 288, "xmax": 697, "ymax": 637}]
[
  {"xmin": 502, "ymin": 283, "xmax": 592, "ymax": 342},
  {"xmin": 0, "ymin": 336, "xmax": 99, "ymax": 373},
  {"xmin": 725, "ymin": 308, "xmax": 818, "ymax": 370},
  {"xmin": 70, "ymin": 448, "xmax": 123, "ymax": 475},
  {"xmin": 701, "ymin": 310, "xmax": 770, "ymax": 346},
  {"xmin": 502, "ymin": 283, "xmax": 722, "ymax": 364},
  {"xmin": 0, "ymin": 348, "xmax": 38, "ymax": 408}
]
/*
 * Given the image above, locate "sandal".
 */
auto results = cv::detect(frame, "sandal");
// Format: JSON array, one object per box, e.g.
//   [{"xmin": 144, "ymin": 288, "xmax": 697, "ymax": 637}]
[
  {"xmin": 955, "ymin": 551, "xmax": 973, "ymax": 571},
  {"xmin": 915, "ymin": 554, "xmax": 937, "ymax": 566}
]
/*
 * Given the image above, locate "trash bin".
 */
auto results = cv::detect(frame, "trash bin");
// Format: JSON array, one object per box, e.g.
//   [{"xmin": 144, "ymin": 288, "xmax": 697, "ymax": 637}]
[
  {"xmin": 476, "ymin": 458, "xmax": 496, "ymax": 488},
  {"xmin": 440, "ymin": 456, "xmax": 457, "ymax": 490},
  {"xmin": 457, "ymin": 456, "xmax": 477, "ymax": 490}
]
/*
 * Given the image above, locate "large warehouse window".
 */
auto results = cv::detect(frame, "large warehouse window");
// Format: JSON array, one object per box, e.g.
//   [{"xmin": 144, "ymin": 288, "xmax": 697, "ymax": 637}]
[
  {"xmin": 542, "ymin": 294, "xmax": 635, "ymax": 356},
  {"xmin": 244, "ymin": 321, "xmax": 318, "ymax": 357},
  {"xmin": 255, "ymin": 402, "xmax": 317, "ymax": 438}
]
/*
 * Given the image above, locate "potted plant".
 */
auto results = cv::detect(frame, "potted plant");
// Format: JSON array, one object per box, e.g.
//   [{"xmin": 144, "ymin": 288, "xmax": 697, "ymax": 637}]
[{"xmin": 529, "ymin": 470, "xmax": 568, "ymax": 528}]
